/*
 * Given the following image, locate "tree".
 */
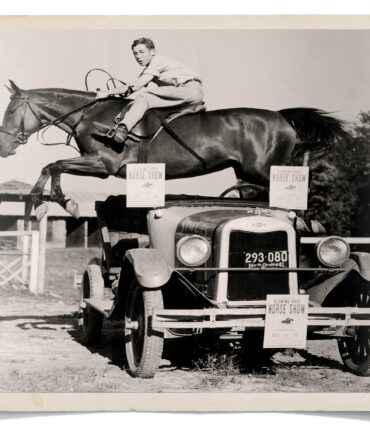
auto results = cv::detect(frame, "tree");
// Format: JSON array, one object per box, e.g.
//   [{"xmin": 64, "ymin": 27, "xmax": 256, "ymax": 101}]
[{"xmin": 304, "ymin": 113, "xmax": 369, "ymax": 236}]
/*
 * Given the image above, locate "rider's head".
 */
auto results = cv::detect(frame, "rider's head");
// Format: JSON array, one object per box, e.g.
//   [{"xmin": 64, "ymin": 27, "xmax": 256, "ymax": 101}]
[{"xmin": 131, "ymin": 38, "xmax": 156, "ymax": 66}]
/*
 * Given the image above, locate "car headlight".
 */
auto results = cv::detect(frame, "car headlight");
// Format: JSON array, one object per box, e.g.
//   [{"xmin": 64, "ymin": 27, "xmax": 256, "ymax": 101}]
[
  {"xmin": 176, "ymin": 235, "xmax": 211, "ymax": 266},
  {"xmin": 316, "ymin": 236, "xmax": 350, "ymax": 267}
]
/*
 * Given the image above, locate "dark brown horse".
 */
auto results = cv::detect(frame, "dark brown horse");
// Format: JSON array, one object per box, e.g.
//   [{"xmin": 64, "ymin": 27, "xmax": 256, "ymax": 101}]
[{"xmin": 0, "ymin": 80, "xmax": 351, "ymax": 219}]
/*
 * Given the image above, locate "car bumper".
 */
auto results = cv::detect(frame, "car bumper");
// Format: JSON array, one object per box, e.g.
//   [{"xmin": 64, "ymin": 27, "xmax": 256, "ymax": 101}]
[{"xmin": 152, "ymin": 304, "xmax": 370, "ymax": 330}]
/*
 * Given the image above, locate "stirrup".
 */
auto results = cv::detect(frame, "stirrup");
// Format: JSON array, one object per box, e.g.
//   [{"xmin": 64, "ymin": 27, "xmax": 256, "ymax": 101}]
[{"xmin": 106, "ymin": 127, "xmax": 117, "ymax": 138}]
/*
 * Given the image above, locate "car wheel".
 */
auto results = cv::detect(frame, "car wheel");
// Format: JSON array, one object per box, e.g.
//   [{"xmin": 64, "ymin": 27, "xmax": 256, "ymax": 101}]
[
  {"xmin": 124, "ymin": 280, "xmax": 164, "ymax": 378},
  {"xmin": 78, "ymin": 264, "xmax": 104, "ymax": 346},
  {"xmin": 337, "ymin": 282, "xmax": 370, "ymax": 376}
]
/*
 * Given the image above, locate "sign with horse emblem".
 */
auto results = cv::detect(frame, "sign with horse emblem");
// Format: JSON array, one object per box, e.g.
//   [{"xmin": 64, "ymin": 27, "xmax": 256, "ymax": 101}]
[
  {"xmin": 269, "ymin": 166, "xmax": 309, "ymax": 210},
  {"xmin": 126, "ymin": 163, "xmax": 165, "ymax": 207},
  {"xmin": 263, "ymin": 294, "xmax": 309, "ymax": 349}
]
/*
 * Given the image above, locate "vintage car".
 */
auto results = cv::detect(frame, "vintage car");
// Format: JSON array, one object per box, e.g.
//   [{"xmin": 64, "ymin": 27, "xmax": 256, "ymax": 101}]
[{"xmin": 78, "ymin": 188, "xmax": 370, "ymax": 378}]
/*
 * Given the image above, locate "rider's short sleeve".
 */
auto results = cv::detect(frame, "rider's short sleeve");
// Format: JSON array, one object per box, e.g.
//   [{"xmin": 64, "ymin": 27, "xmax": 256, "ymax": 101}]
[
  {"xmin": 142, "ymin": 55, "xmax": 165, "ymax": 77},
  {"xmin": 141, "ymin": 55, "xmax": 200, "ymax": 86}
]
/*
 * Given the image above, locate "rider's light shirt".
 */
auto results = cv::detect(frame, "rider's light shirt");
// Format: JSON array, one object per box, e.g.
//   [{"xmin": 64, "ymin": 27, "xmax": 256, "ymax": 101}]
[{"xmin": 140, "ymin": 55, "xmax": 201, "ymax": 87}]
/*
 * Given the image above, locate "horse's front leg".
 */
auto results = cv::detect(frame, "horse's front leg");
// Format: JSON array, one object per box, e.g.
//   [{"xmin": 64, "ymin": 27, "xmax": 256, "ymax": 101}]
[
  {"xmin": 50, "ymin": 172, "xmax": 64, "ymax": 202},
  {"xmin": 29, "ymin": 166, "xmax": 53, "ymax": 221},
  {"xmin": 33, "ymin": 155, "xmax": 113, "ymax": 220}
]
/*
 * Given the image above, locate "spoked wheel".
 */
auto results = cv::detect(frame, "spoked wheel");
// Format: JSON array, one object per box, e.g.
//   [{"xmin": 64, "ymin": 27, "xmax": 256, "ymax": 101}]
[
  {"xmin": 124, "ymin": 280, "xmax": 164, "ymax": 378},
  {"xmin": 78, "ymin": 264, "xmax": 104, "ymax": 346},
  {"xmin": 337, "ymin": 282, "xmax": 370, "ymax": 376}
]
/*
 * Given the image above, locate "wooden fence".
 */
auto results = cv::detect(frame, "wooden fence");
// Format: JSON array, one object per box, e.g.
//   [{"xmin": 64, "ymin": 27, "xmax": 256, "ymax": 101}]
[{"xmin": 0, "ymin": 230, "xmax": 40, "ymax": 293}]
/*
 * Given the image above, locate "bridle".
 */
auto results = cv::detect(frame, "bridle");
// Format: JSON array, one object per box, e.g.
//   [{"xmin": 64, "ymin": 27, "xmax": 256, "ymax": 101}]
[
  {"xmin": 0, "ymin": 93, "xmax": 99, "ymax": 147},
  {"xmin": 0, "ymin": 70, "xmax": 126, "ymax": 149},
  {"xmin": 0, "ymin": 94, "xmax": 43, "ymax": 144}
]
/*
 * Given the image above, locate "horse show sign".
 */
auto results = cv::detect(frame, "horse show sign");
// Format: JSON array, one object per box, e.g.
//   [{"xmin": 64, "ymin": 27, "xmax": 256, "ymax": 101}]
[
  {"xmin": 126, "ymin": 163, "xmax": 165, "ymax": 208},
  {"xmin": 263, "ymin": 294, "xmax": 309, "ymax": 349},
  {"xmin": 269, "ymin": 166, "xmax": 309, "ymax": 210}
]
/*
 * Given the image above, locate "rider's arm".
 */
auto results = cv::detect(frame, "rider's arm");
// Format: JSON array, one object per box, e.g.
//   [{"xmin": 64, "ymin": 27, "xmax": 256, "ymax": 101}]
[
  {"xmin": 96, "ymin": 73, "xmax": 154, "ymax": 99},
  {"xmin": 96, "ymin": 85, "xmax": 128, "ymax": 98},
  {"xmin": 130, "ymin": 73, "xmax": 154, "ymax": 92}
]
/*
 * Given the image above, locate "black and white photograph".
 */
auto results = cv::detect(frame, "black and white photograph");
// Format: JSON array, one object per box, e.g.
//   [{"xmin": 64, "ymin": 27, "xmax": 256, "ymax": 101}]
[{"xmin": 1, "ymin": 15, "xmax": 370, "ymax": 411}]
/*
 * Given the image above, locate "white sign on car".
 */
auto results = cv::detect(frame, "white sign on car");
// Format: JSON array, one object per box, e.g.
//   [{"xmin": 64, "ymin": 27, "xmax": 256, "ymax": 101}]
[
  {"xmin": 126, "ymin": 163, "xmax": 165, "ymax": 208},
  {"xmin": 263, "ymin": 294, "xmax": 309, "ymax": 349},
  {"xmin": 269, "ymin": 165, "xmax": 309, "ymax": 210}
]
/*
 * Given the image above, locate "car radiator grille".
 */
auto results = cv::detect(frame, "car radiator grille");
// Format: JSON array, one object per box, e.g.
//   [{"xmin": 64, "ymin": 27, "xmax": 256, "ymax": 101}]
[{"xmin": 227, "ymin": 230, "xmax": 290, "ymax": 301}]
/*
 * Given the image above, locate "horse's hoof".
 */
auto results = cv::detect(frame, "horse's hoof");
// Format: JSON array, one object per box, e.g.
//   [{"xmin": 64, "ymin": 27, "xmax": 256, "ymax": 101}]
[
  {"xmin": 35, "ymin": 202, "xmax": 48, "ymax": 221},
  {"xmin": 66, "ymin": 199, "xmax": 80, "ymax": 218}
]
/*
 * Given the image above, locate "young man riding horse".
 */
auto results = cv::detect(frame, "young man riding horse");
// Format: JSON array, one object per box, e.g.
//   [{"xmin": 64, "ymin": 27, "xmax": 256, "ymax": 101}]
[{"xmin": 95, "ymin": 37, "xmax": 204, "ymax": 144}]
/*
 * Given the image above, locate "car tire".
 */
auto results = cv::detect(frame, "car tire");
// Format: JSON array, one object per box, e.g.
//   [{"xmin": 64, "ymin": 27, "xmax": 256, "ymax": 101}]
[
  {"xmin": 124, "ymin": 280, "xmax": 164, "ymax": 378},
  {"xmin": 78, "ymin": 264, "xmax": 104, "ymax": 346},
  {"xmin": 337, "ymin": 281, "xmax": 370, "ymax": 376}
]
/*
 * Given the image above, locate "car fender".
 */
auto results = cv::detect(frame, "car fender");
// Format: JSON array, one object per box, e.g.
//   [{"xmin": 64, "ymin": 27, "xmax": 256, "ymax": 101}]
[
  {"xmin": 125, "ymin": 248, "xmax": 173, "ymax": 289},
  {"xmin": 308, "ymin": 258, "xmax": 360, "ymax": 306},
  {"xmin": 350, "ymin": 252, "xmax": 370, "ymax": 282}
]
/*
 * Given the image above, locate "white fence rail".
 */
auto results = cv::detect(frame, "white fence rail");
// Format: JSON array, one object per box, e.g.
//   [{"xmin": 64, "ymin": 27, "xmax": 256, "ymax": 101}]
[
  {"xmin": 0, "ymin": 230, "xmax": 39, "ymax": 293},
  {"xmin": 301, "ymin": 237, "xmax": 370, "ymax": 244}
]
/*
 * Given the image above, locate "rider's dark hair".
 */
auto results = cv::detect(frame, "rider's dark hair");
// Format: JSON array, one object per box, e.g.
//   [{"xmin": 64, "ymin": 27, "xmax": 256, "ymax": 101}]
[{"xmin": 131, "ymin": 38, "xmax": 155, "ymax": 50}]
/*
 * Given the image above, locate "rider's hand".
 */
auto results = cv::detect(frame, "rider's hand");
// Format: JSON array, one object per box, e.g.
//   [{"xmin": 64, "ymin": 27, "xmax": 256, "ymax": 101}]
[{"xmin": 96, "ymin": 90, "xmax": 110, "ymax": 100}]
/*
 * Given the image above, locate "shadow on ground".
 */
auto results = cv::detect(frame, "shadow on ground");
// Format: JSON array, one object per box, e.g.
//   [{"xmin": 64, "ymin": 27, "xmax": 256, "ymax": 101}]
[{"xmin": 4, "ymin": 311, "xmax": 345, "ymax": 377}]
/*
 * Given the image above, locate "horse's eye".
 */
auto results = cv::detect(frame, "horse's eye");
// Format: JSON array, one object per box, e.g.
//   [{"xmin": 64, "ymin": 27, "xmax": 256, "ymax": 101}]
[{"xmin": 8, "ymin": 103, "xmax": 20, "ymax": 114}]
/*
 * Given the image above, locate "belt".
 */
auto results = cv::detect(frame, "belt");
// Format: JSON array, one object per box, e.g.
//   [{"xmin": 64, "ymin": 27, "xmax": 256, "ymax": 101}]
[{"xmin": 180, "ymin": 78, "xmax": 202, "ymax": 86}]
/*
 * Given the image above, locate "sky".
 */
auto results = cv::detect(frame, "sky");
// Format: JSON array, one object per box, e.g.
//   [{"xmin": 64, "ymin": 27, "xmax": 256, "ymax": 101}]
[{"xmin": 1, "ymin": 27, "xmax": 370, "ymax": 195}]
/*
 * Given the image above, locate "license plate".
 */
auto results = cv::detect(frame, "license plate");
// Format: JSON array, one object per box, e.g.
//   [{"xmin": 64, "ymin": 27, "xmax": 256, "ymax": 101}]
[{"xmin": 244, "ymin": 250, "xmax": 288, "ymax": 268}]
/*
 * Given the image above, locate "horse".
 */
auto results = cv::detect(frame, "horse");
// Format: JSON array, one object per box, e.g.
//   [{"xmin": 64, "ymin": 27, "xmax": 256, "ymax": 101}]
[{"xmin": 0, "ymin": 80, "xmax": 351, "ymax": 220}]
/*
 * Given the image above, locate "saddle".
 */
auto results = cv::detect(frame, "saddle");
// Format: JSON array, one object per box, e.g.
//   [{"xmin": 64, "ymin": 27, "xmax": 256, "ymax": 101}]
[
  {"xmin": 93, "ymin": 100, "xmax": 208, "ymax": 170},
  {"xmin": 119, "ymin": 101, "xmax": 206, "ymax": 140}
]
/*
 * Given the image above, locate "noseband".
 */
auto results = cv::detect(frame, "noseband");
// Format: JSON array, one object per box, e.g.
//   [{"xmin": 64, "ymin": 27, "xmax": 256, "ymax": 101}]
[{"xmin": 0, "ymin": 94, "xmax": 43, "ymax": 144}]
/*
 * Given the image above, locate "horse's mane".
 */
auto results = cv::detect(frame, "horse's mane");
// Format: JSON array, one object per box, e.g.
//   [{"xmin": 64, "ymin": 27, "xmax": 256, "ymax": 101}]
[{"xmin": 28, "ymin": 87, "xmax": 96, "ymax": 99}]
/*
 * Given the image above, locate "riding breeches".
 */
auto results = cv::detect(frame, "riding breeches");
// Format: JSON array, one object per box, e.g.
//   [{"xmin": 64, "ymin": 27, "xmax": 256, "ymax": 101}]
[{"xmin": 118, "ymin": 81, "xmax": 203, "ymax": 131}]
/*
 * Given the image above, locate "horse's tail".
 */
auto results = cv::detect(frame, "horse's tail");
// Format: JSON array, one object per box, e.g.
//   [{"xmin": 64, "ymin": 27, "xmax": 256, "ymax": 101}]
[{"xmin": 279, "ymin": 107, "xmax": 352, "ymax": 161}]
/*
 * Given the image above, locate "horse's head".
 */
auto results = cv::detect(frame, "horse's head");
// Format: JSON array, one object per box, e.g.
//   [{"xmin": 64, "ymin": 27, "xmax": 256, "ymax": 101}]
[{"xmin": 0, "ymin": 80, "xmax": 41, "ymax": 158}]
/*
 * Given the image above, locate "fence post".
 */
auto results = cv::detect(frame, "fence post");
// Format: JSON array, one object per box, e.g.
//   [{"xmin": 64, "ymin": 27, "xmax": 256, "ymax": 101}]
[
  {"xmin": 21, "ymin": 232, "xmax": 29, "ymax": 283},
  {"xmin": 29, "ymin": 231, "xmax": 39, "ymax": 294},
  {"xmin": 84, "ymin": 219, "xmax": 88, "ymax": 248},
  {"xmin": 37, "ymin": 213, "xmax": 47, "ymax": 294}
]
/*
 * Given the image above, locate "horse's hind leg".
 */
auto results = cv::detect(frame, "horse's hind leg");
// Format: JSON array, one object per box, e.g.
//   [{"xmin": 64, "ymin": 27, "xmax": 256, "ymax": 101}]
[{"xmin": 233, "ymin": 165, "xmax": 269, "ymax": 201}]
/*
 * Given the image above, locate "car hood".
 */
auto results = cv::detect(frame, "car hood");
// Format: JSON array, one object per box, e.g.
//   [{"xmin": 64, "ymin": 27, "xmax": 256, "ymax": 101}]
[
  {"xmin": 147, "ymin": 205, "xmax": 293, "ymax": 266},
  {"xmin": 175, "ymin": 207, "xmax": 292, "ymax": 238}
]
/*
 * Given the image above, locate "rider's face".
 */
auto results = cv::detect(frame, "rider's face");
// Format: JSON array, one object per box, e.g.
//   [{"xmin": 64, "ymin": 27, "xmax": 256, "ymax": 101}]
[{"xmin": 132, "ymin": 44, "xmax": 155, "ymax": 66}]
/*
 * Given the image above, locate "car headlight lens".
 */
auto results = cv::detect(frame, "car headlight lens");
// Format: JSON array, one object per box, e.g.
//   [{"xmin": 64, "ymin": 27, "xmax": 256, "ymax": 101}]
[
  {"xmin": 176, "ymin": 235, "xmax": 211, "ymax": 266},
  {"xmin": 316, "ymin": 236, "xmax": 350, "ymax": 267}
]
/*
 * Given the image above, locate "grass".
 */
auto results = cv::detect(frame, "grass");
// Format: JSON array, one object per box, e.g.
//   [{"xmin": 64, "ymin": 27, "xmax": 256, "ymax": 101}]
[
  {"xmin": 44, "ymin": 247, "xmax": 101, "ymax": 303},
  {"xmin": 193, "ymin": 346, "xmax": 242, "ymax": 389}
]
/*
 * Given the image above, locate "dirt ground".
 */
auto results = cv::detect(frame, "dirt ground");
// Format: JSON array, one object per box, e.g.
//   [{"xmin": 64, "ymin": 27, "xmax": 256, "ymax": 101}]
[{"xmin": 2, "ymin": 248, "xmax": 370, "ymax": 393}]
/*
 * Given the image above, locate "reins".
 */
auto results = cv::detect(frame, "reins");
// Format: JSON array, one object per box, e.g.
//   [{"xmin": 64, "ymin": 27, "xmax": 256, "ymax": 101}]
[{"xmin": 36, "ymin": 98, "xmax": 100, "ymax": 151}]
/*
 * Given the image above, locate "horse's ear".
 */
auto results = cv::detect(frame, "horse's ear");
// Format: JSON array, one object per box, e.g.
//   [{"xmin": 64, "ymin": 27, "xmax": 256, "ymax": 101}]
[
  {"xmin": 4, "ymin": 84, "xmax": 13, "ymax": 93},
  {"xmin": 8, "ymin": 80, "xmax": 21, "ymax": 95}
]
